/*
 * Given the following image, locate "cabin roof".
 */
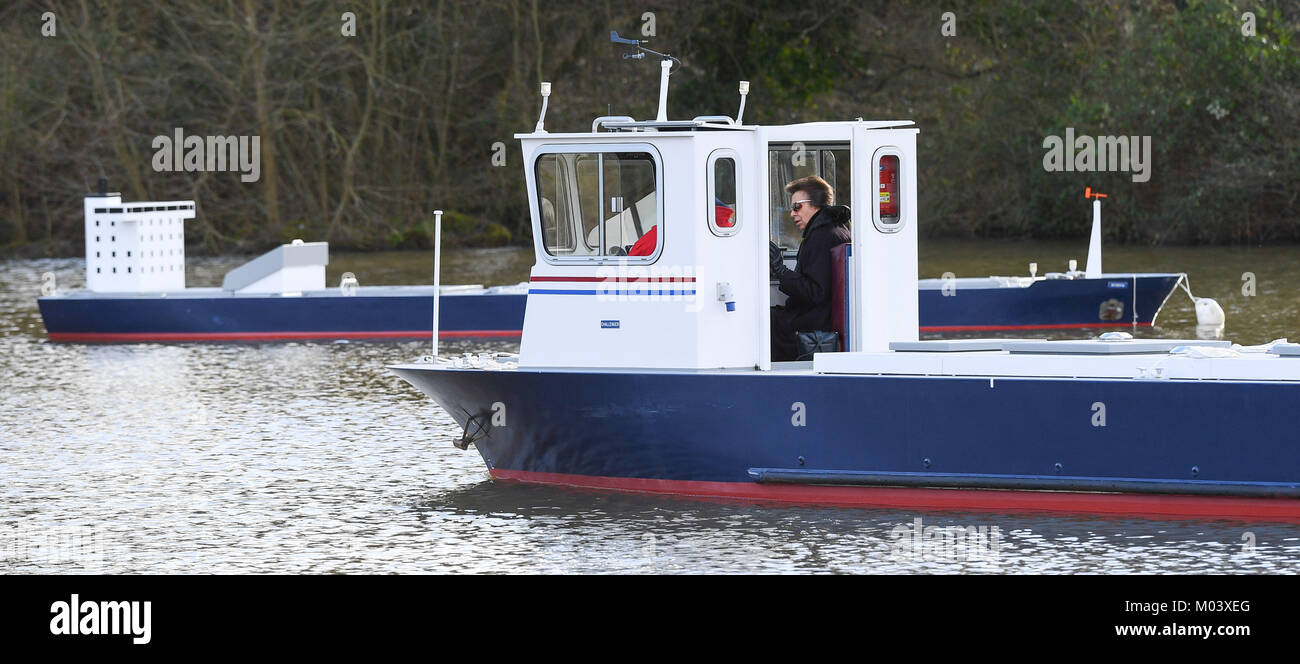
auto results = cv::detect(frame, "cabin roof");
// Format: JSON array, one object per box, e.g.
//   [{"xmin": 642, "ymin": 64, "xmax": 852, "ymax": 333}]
[{"xmin": 515, "ymin": 119, "xmax": 916, "ymax": 140}]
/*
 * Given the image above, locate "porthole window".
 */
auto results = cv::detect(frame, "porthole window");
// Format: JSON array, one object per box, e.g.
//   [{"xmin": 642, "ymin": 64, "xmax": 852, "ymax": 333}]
[
  {"xmin": 872, "ymin": 149, "xmax": 905, "ymax": 233},
  {"xmin": 707, "ymin": 150, "xmax": 740, "ymax": 237}
]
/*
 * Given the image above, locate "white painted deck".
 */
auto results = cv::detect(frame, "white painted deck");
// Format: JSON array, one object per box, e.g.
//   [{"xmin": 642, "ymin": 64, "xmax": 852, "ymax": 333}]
[{"xmin": 812, "ymin": 338, "xmax": 1300, "ymax": 382}]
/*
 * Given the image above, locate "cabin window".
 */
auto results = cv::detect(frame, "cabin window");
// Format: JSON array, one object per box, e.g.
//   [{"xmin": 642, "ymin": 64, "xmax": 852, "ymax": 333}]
[
  {"xmin": 872, "ymin": 149, "xmax": 904, "ymax": 232},
  {"xmin": 535, "ymin": 154, "xmax": 577, "ymax": 253},
  {"xmin": 707, "ymin": 150, "xmax": 740, "ymax": 236},
  {"xmin": 534, "ymin": 147, "xmax": 661, "ymax": 261},
  {"xmin": 767, "ymin": 143, "xmax": 851, "ymax": 250}
]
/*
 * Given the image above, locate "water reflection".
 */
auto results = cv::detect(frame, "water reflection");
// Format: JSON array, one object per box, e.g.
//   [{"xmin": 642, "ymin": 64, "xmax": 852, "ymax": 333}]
[{"xmin": 1196, "ymin": 324, "xmax": 1226, "ymax": 340}]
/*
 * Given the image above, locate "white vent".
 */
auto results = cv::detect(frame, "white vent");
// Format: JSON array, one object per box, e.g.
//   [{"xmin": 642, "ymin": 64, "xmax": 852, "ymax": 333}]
[{"xmin": 84, "ymin": 193, "xmax": 195, "ymax": 292}]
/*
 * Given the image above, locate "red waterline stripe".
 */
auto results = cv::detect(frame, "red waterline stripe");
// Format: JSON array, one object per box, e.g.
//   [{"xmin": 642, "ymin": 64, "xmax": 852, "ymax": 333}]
[
  {"xmin": 490, "ymin": 469, "xmax": 1300, "ymax": 523},
  {"xmin": 531, "ymin": 276, "xmax": 696, "ymax": 283},
  {"xmin": 48, "ymin": 329, "xmax": 521, "ymax": 342},
  {"xmin": 920, "ymin": 321, "xmax": 1154, "ymax": 332}
]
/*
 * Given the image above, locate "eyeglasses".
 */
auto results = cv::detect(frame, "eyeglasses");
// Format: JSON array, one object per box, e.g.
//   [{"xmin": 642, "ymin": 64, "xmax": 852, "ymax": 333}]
[{"xmin": 791, "ymin": 199, "xmax": 812, "ymax": 212}]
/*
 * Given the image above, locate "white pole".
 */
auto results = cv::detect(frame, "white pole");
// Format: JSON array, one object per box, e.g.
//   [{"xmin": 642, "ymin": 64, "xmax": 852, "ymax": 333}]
[
  {"xmin": 534, "ymin": 82, "xmax": 551, "ymax": 133},
  {"xmin": 656, "ymin": 59, "xmax": 671, "ymax": 122},
  {"xmin": 1084, "ymin": 198, "xmax": 1102, "ymax": 279},
  {"xmin": 432, "ymin": 209, "xmax": 443, "ymax": 357},
  {"xmin": 736, "ymin": 81, "xmax": 750, "ymax": 125}
]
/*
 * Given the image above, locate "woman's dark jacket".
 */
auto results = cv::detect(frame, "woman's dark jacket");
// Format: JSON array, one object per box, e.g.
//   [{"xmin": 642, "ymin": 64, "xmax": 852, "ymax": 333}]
[{"xmin": 775, "ymin": 205, "xmax": 852, "ymax": 332}]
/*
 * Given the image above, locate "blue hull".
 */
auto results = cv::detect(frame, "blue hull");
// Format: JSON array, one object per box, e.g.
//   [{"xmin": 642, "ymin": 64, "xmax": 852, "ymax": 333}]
[
  {"xmin": 918, "ymin": 274, "xmax": 1182, "ymax": 331},
  {"xmin": 38, "ymin": 274, "xmax": 1182, "ymax": 342},
  {"xmin": 38, "ymin": 286, "xmax": 527, "ymax": 342},
  {"xmin": 391, "ymin": 366, "xmax": 1300, "ymax": 521}
]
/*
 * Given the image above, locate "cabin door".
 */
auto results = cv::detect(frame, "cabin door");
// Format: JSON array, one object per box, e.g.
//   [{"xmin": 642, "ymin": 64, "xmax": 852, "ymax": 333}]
[
  {"xmin": 766, "ymin": 143, "xmax": 853, "ymax": 261},
  {"xmin": 764, "ymin": 142, "xmax": 853, "ymax": 362}
]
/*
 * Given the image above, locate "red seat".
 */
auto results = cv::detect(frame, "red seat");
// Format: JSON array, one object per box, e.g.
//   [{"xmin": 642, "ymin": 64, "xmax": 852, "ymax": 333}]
[{"xmin": 830, "ymin": 243, "xmax": 850, "ymax": 351}]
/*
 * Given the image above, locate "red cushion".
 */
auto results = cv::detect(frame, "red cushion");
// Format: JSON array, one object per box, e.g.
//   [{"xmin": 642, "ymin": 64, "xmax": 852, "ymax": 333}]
[{"xmin": 627, "ymin": 225, "xmax": 657, "ymax": 256}]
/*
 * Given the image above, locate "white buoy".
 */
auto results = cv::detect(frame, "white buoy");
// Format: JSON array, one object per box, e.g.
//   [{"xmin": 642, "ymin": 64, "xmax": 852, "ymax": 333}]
[
  {"xmin": 1194, "ymin": 297, "xmax": 1225, "ymax": 326},
  {"xmin": 1176, "ymin": 275, "xmax": 1226, "ymax": 339}
]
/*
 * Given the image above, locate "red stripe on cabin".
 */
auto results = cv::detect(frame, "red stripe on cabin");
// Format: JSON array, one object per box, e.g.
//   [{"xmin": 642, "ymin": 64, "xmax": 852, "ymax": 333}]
[{"xmin": 530, "ymin": 276, "xmax": 697, "ymax": 283}]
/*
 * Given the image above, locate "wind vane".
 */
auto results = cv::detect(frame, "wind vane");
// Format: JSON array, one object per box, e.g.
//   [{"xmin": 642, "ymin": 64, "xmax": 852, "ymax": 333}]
[{"xmin": 610, "ymin": 30, "xmax": 682, "ymax": 122}]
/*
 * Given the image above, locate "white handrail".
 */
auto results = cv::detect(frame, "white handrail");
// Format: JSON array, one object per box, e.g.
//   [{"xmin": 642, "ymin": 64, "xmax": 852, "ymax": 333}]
[{"xmin": 591, "ymin": 115, "xmax": 636, "ymax": 132}]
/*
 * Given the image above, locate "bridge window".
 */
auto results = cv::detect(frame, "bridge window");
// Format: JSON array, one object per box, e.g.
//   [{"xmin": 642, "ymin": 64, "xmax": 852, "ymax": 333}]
[
  {"xmin": 707, "ymin": 150, "xmax": 740, "ymax": 236},
  {"xmin": 534, "ymin": 148, "xmax": 661, "ymax": 261}
]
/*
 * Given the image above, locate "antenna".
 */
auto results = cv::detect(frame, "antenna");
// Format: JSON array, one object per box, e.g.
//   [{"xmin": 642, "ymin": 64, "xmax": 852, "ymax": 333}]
[{"xmin": 609, "ymin": 29, "xmax": 681, "ymax": 122}]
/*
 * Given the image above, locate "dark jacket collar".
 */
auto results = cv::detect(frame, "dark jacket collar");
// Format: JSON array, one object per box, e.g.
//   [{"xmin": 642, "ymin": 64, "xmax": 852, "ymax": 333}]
[{"xmin": 802, "ymin": 205, "xmax": 851, "ymax": 239}]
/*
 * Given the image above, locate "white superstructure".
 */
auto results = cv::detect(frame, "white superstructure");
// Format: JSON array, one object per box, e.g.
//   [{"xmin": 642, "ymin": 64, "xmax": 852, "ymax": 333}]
[
  {"xmin": 83, "ymin": 189, "xmax": 195, "ymax": 292},
  {"xmin": 515, "ymin": 116, "xmax": 919, "ymax": 370}
]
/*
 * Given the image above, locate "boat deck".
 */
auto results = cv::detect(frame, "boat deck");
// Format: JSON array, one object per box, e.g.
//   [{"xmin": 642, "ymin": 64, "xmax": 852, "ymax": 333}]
[
  {"xmin": 41, "ymin": 283, "xmax": 530, "ymax": 301},
  {"xmin": 815, "ymin": 338, "xmax": 1300, "ymax": 382},
  {"xmin": 917, "ymin": 271, "xmax": 1183, "ymax": 290},
  {"xmin": 398, "ymin": 338, "xmax": 1300, "ymax": 383}
]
